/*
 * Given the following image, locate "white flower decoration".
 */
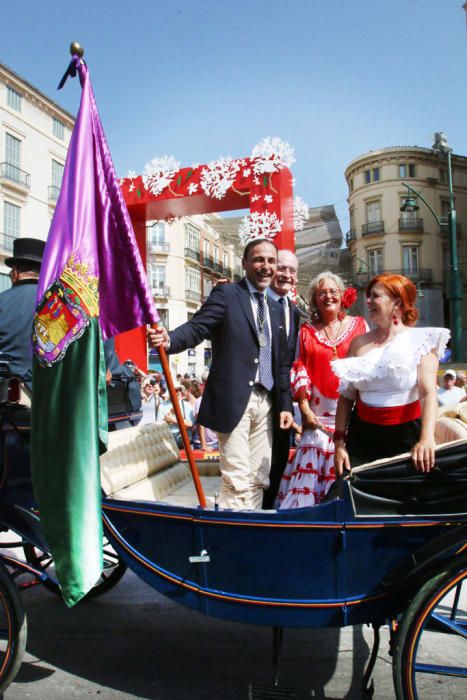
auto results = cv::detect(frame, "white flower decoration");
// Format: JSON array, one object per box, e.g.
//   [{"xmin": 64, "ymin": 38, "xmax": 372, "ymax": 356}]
[
  {"xmin": 264, "ymin": 194, "xmax": 273, "ymax": 204},
  {"xmin": 293, "ymin": 196, "xmax": 309, "ymax": 231},
  {"xmin": 127, "ymin": 169, "xmax": 137, "ymax": 180},
  {"xmin": 238, "ymin": 211, "xmax": 283, "ymax": 244},
  {"xmin": 200, "ymin": 157, "xmax": 241, "ymax": 199},
  {"xmin": 129, "ymin": 183, "xmax": 135, "ymax": 192},
  {"xmin": 251, "ymin": 194, "xmax": 261, "ymax": 202},
  {"xmin": 243, "ymin": 168, "xmax": 251, "ymax": 178},
  {"xmin": 142, "ymin": 155, "xmax": 180, "ymax": 195},
  {"xmin": 251, "ymin": 137, "xmax": 296, "ymax": 175},
  {"xmin": 188, "ymin": 183, "xmax": 199, "ymax": 195}
]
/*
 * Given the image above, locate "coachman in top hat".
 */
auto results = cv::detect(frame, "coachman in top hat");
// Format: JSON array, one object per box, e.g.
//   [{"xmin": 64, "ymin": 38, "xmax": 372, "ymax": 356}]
[{"xmin": 0, "ymin": 237, "xmax": 46, "ymax": 391}]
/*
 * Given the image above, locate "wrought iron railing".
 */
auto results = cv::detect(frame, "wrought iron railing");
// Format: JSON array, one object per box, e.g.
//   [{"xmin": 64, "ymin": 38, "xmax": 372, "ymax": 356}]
[
  {"xmin": 184, "ymin": 247, "xmax": 200, "ymax": 262},
  {"xmin": 0, "ymin": 162, "xmax": 30, "ymax": 188},
  {"xmin": 362, "ymin": 220, "xmax": 385, "ymax": 235},
  {"xmin": 201, "ymin": 254, "xmax": 214, "ymax": 269},
  {"xmin": 399, "ymin": 218, "xmax": 424, "ymax": 233}
]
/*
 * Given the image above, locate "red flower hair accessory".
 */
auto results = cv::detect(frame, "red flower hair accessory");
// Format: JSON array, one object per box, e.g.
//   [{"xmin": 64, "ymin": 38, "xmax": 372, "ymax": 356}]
[{"xmin": 341, "ymin": 287, "xmax": 357, "ymax": 309}]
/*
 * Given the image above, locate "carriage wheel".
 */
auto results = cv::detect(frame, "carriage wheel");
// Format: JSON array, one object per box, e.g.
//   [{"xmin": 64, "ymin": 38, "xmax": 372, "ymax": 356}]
[
  {"xmin": 393, "ymin": 562, "xmax": 467, "ymax": 700},
  {"xmin": 23, "ymin": 537, "xmax": 127, "ymax": 600},
  {"xmin": 0, "ymin": 562, "xmax": 27, "ymax": 693}
]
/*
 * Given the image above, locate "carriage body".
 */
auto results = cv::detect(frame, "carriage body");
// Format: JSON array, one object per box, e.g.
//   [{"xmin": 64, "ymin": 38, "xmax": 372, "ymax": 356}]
[
  {"xmin": 0, "ymin": 408, "xmax": 465, "ymax": 698},
  {"xmin": 102, "ymin": 478, "xmax": 466, "ymax": 630}
]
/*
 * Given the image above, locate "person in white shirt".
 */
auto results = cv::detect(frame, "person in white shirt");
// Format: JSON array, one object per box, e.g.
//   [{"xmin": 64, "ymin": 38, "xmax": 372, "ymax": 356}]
[
  {"xmin": 158, "ymin": 384, "xmax": 195, "ymax": 447},
  {"xmin": 438, "ymin": 370, "xmax": 466, "ymax": 408}
]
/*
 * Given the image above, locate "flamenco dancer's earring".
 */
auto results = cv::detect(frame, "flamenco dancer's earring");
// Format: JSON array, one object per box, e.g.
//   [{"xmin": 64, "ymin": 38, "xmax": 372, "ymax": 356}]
[{"xmin": 393, "ymin": 313, "xmax": 399, "ymax": 325}]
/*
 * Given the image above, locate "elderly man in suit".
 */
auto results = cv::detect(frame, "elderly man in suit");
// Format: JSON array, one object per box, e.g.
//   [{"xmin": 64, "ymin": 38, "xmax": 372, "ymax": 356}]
[
  {"xmin": 0, "ymin": 237, "xmax": 45, "ymax": 393},
  {"xmin": 264, "ymin": 249, "xmax": 301, "ymax": 507},
  {"xmin": 148, "ymin": 238, "xmax": 293, "ymax": 510}
]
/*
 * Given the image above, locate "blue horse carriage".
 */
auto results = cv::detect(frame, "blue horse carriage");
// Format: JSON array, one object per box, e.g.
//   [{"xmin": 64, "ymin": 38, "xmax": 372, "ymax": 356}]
[{"xmin": 0, "ymin": 363, "xmax": 465, "ymax": 699}]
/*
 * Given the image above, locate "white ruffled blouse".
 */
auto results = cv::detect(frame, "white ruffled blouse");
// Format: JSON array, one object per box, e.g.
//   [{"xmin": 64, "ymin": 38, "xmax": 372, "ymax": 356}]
[{"xmin": 331, "ymin": 327, "xmax": 450, "ymax": 407}]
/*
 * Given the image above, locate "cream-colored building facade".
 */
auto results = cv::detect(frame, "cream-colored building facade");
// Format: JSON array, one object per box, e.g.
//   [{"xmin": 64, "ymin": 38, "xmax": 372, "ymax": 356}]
[
  {"xmin": 345, "ymin": 146, "xmax": 467, "ymax": 356},
  {"xmin": 147, "ymin": 213, "xmax": 240, "ymax": 378},
  {"xmin": 0, "ymin": 62, "xmax": 74, "ymax": 290}
]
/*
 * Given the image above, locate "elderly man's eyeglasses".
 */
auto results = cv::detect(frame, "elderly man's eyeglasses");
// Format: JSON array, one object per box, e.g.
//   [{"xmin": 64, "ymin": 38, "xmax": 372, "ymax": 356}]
[{"xmin": 277, "ymin": 265, "xmax": 297, "ymax": 275}]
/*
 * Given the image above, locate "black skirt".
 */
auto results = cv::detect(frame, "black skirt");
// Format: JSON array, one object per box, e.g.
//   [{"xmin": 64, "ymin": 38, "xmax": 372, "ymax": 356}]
[{"xmin": 346, "ymin": 410, "xmax": 421, "ymax": 468}]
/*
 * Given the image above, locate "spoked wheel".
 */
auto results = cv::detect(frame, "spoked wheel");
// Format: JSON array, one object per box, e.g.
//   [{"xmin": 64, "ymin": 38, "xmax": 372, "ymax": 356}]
[
  {"xmin": 393, "ymin": 562, "xmax": 467, "ymax": 700},
  {"xmin": 23, "ymin": 537, "xmax": 127, "ymax": 600},
  {"xmin": 0, "ymin": 562, "xmax": 27, "ymax": 693}
]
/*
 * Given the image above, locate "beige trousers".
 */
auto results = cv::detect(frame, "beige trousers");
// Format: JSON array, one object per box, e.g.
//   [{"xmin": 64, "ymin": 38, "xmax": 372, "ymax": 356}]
[{"xmin": 216, "ymin": 387, "xmax": 273, "ymax": 510}]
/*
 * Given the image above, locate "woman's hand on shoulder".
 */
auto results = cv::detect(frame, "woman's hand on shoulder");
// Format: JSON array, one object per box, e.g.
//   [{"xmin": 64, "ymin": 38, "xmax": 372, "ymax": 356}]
[{"xmin": 410, "ymin": 437, "xmax": 436, "ymax": 473}]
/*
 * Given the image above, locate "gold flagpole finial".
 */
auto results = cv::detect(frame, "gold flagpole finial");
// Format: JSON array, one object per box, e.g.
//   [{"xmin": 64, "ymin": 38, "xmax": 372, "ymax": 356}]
[{"xmin": 69, "ymin": 42, "xmax": 84, "ymax": 58}]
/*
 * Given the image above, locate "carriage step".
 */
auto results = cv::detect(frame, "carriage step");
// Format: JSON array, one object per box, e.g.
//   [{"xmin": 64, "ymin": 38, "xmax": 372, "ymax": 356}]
[{"xmin": 248, "ymin": 682, "xmax": 301, "ymax": 699}]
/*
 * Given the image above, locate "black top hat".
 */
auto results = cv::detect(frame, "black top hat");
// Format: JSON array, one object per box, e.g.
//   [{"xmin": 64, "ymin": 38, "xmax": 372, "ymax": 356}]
[{"xmin": 4, "ymin": 237, "xmax": 46, "ymax": 268}]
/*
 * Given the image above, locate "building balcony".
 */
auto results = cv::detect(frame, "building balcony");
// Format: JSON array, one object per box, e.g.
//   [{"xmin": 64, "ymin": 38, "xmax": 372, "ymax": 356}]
[
  {"xmin": 148, "ymin": 241, "xmax": 170, "ymax": 255},
  {"xmin": 152, "ymin": 285, "xmax": 170, "ymax": 298},
  {"xmin": 184, "ymin": 247, "xmax": 200, "ymax": 262},
  {"xmin": 185, "ymin": 289, "xmax": 201, "ymax": 302},
  {"xmin": 440, "ymin": 219, "xmax": 462, "ymax": 237},
  {"xmin": 201, "ymin": 253, "xmax": 214, "ymax": 269},
  {"xmin": 222, "ymin": 266, "xmax": 232, "ymax": 278},
  {"xmin": 362, "ymin": 220, "xmax": 385, "ymax": 236},
  {"xmin": 0, "ymin": 162, "xmax": 30, "ymax": 190},
  {"xmin": 353, "ymin": 268, "xmax": 433, "ymax": 289},
  {"xmin": 346, "ymin": 229, "xmax": 356, "ymax": 245},
  {"xmin": 48, "ymin": 185, "xmax": 61, "ymax": 202},
  {"xmin": 213, "ymin": 262, "xmax": 224, "ymax": 275},
  {"xmin": 0, "ymin": 232, "xmax": 15, "ymax": 255},
  {"xmin": 399, "ymin": 218, "xmax": 424, "ymax": 233}
]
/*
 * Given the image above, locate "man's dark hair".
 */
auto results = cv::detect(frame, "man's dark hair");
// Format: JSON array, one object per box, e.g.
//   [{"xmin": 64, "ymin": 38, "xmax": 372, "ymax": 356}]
[
  {"xmin": 13, "ymin": 261, "xmax": 41, "ymax": 275},
  {"xmin": 242, "ymin": 238, "xmax": 278, "ymax": 262}
]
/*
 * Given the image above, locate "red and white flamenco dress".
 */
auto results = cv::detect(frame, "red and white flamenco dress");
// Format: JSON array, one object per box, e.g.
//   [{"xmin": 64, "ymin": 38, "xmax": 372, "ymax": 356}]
[{"xmin": 276, "ymin": 316, "xmax": 368, "ymax": 509}]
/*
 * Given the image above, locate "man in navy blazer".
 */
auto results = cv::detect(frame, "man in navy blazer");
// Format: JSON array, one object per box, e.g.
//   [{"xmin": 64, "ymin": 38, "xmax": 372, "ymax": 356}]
[
  {"xmin": 149, "ymin": 239, "xmax": 293, "ymax": 510},
  {"xmin": 264, "ymin": 249, "xmax": 302, "ymax": 507},
  {"xmin": 0, "ymin": 237, "xmax": 45, "ymax": 393}
]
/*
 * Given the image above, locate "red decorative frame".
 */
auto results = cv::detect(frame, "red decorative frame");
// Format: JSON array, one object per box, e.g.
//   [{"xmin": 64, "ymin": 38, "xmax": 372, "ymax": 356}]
[{"xmin": 118, "ymin": 159, "xmax": 295, "ymax": 369}]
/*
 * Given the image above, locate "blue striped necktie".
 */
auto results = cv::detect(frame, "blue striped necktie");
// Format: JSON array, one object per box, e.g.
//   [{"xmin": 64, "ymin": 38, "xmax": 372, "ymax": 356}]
[{"xmin": 255, "ymin": 292, "xmax": 274, "ymax": 391}]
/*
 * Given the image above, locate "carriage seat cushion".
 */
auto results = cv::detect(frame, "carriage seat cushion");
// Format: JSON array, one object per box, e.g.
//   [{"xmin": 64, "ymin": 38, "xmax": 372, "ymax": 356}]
[
  {"xmin": 435, "ymin": 401, "xmax": 467, "ymax": 445},
  {"xmin": 100, "ymin": 422, "xmax": 188, "ymax": 498}
]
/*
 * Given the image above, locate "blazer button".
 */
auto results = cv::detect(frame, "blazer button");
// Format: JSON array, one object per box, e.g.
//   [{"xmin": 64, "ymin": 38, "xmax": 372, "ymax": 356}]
[
  {"xmin": 254, "ymin": 358, "xmax": 259, "ymax": 364},
  {"xmin": 248, "ymin": 380, "xmax": 254, "ymax": 386}
]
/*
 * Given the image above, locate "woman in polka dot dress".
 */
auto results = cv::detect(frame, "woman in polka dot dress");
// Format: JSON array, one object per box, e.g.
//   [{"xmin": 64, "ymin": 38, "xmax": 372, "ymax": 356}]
[{"xmin": 276, "ymin": 272, "xmax": 368, "ymax": 509}]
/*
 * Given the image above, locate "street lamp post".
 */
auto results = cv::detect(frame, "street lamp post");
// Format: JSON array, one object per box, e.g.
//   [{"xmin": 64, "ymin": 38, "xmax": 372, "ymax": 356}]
[{"xmin": 400, "ymin": 132, "xmax": 463, "ymax": 361}]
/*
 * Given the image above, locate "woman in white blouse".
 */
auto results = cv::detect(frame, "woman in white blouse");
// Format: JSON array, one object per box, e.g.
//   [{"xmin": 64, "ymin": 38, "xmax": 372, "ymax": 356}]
[{"xmin": 331, "ymin": 274, "xmax": 449, "ymax": 474}]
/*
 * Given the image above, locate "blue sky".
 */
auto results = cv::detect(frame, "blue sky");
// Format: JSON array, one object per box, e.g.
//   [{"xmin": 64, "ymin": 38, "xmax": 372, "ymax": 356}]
[{"xmin": 2, "ymin": 0, "xmax": 466, "ymax": 234}]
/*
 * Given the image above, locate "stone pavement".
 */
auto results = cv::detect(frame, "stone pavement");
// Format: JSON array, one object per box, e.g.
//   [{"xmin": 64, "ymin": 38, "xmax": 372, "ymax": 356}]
[{"xmin": 3, "ymin": 566, "xmax": 465, "ymax": 699}]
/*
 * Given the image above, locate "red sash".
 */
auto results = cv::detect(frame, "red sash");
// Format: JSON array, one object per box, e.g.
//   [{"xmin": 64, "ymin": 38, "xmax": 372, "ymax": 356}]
[{"xmin": 356, "ymin": 397, "xmax": 421, "ymax": 426}]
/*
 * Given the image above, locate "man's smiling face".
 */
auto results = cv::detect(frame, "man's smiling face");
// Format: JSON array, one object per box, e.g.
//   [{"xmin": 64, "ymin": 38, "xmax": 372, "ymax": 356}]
[{"xmin": 242, "ymin": 241, "xmax": 277, "ymax": 291}]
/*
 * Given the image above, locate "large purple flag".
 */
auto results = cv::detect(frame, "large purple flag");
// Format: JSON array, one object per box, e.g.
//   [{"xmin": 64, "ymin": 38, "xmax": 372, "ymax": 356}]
[
  {"xmin": 36, "ymin": 57, "xmax": 157, "ymax": 338},
  {"xmin": 32, "ymin": 55, "xmax": 158, "ymax": 606}
]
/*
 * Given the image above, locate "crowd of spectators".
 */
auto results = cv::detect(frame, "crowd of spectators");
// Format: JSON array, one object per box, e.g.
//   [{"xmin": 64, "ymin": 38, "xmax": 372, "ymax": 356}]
[{"xmin": 130, "ymin": 365, "xmax": 218, "ymax": 451}]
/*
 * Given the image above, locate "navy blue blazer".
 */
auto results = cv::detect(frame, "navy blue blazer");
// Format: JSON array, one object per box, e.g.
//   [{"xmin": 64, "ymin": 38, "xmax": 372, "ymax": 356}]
[
  {"xmin": 285, "ymin": 297, "xmax": 301, "ymax": 364},
  {"xmin": 168, "ymin": 279, "xmax": 293, "ymax": 433},
  {"xmin": 0, "ymin": 280, "xmax": 38, "ymax": 389}
]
